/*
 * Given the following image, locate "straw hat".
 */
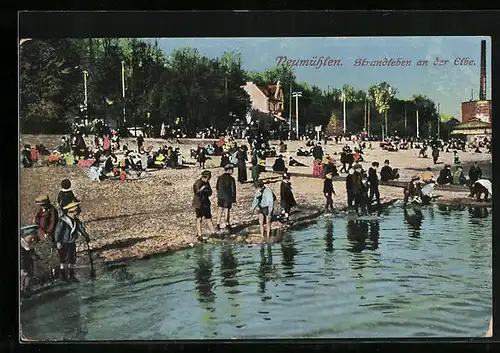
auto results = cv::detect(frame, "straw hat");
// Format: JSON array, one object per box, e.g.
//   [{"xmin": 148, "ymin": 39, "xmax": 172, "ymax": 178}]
[
  {"xmin": 63, "ymin": 201, "xmax": 81, "ymax": 211},
  {"xmin": 35, "ymin": 194, "xmax": 49, "ymax": 204}
]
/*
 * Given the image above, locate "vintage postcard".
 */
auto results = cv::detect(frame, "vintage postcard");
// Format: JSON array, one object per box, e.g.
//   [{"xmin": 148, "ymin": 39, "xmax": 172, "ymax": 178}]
[{"xmin": 19, "ymin": 36, "xmax": 492, "ymax": 340}]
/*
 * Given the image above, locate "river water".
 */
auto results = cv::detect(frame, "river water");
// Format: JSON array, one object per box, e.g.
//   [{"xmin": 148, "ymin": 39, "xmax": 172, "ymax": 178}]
[{"xmin": 21, "ymin": 204, "xmax": 492, "ymax": 340}]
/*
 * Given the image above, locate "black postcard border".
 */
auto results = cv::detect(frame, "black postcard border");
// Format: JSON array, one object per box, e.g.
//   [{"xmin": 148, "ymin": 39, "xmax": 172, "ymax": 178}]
[{"xmin": 4, "ymin": 10, "xmax": 499, "ymax": 353}]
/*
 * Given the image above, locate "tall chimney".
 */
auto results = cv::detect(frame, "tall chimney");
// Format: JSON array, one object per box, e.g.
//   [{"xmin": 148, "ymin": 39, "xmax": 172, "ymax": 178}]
[{"xmin": 480, "ymin": 40, "xmax": 486, "ymax": 100}]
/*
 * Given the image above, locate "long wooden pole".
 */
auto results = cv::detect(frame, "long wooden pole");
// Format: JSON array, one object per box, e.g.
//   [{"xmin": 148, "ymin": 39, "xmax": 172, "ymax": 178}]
[
  {"xmin": 295, "ymin": 94, "xmax": 299, "ymax": 140},
  {"xmin": 437, "ymin": 103, "xmax": 440, "ymax": 139},
  {"xmin": 367, "ymin": 101, "xmax": 371, "ymax": 135}
]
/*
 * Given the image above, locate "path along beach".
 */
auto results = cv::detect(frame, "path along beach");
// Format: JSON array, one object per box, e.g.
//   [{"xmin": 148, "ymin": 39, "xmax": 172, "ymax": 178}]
[{"xmin": 20, "ymin": 135, "xmax": 492, "ymax": 280}]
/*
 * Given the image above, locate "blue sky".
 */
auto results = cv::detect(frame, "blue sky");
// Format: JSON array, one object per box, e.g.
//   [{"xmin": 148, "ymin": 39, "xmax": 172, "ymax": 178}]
[{"xmin": 155, "ymin": 37, "xmax": 491, "ymax": 121}]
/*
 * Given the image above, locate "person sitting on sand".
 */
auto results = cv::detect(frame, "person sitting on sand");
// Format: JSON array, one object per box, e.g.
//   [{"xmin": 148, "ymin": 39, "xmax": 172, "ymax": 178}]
[
  {"xmin": 193, "ymin": 170, "xmax": 217, "ymax": 240},
  {"xmin": 21, "ymin": 144, "xmax": 33, "ymax": 168},
  {"xmin": 380, "ymin": 159, "xmax": 393, "ymax": 183},
  {"xmin": 216, "ymin": 164, "xmax": 237, "ymax": 231},
  {"xmin": 312, "ymin": 143, "xmax": 324, "ymax": 161},
  {"xmin": 279, "ymin": 140, "xmax": 287, "ymax": 153},
  {"xmin": 33, "ymin": 195, "xmax": 58, "ymax": 245},
  {"xmin": 289, "ymin": 156, "xmax": 307, "ymax": 167},
  {"xmin": 437, "ymin": 164, "xmax": 453, "ymax": 185},
  {"xmin": 421, "ymin": 167, "xmax": 435, "ymax": 184},
  {"xmin": 419, "ymin": 146, "xmax": 428, "ymax": 158},
  {"xmin": 280, "ymin": 173, "xmax": 297, "ymax": 222},
  {"xmin": 88, "ymin": 159, "xmax": 105, "ymax": 181},
  {"xmin": 452, "ymin": 165, "xmax": 467, "ymax": 185},
  {"xmin": 297, "ymin": 147, "xmax": 310, "ymax": 157},
  {"xmin": 251, "ymin": 180, "xmax": 275, "ymax": 239},
  {"xmin": 20, "ymin": 226, "xmax": 40, "ymax": 297},
  {"xmin": 272, "ymin": 155, "xmax": 287, "ymax": 172},
  {"xmin": 323, "ymin": 171, "xmax": 336, "ymax": 212},
  {"xmin": 453, "ymin": 150, "xmax": 460, "ymax": 165},
  {"xmin": 55, "ymin": 201, "xmax": 90, "ymax": 282},
  {"xmin": 220, "ymin": 153, "xmax": 230, "ymax": 168}
]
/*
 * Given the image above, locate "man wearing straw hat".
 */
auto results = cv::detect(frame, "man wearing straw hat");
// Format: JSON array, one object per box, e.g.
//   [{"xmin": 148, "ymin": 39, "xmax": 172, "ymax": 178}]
[{"xmin": 54, "ymin": 201, "xmax": 90, "ymax": 282}]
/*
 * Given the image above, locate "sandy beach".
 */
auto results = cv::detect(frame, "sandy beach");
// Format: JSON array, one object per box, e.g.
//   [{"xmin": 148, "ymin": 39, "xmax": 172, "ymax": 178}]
[{"xmin": 20, "ymin": 135, "xmax": 492, "ymax": 280}]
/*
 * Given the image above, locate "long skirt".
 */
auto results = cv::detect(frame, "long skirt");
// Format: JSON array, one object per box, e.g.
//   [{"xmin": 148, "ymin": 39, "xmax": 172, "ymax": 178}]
[{"xmin": 237, "ymin": 162, "xmax": 247, "ymax": 182}]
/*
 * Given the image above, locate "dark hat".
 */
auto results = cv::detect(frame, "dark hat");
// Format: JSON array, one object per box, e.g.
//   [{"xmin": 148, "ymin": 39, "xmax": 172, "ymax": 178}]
[
  {"xmin": 445, "ymin": 164, "xmax": 451, "ymax": 168},
  {"xmin": 61, "ymin": 179, "xmax": 72, "ymax": 190},
  {"xmin": 201, "ymin": 170, "xmax": 211, "ymax": 177},
  {"xmin": 353, "ymin": 163, "xmax": 362, "ymax": 169},
  {"xmin": 20, "ymin": 224, "xmax": 38, "ymax": 237},
  {"xmin": 279, "ymin": 154, "xmax": 284, "ymax": 158},
  {"xmin": 224, "ymin": 164, "xmax": 234, "ymax": 170},
  {"xmin": 411, "ymin": 175, "xmax": 421, "ymax": 181},
  {"xmin": 372, "ymin": 162, "xmax": 379, "ymax": 167},
  {"xmin": 384, "ymin": 159, "xmax": 390, "ymax": 164},
  {"xmin": 255, "ymin": 180, "xmax": 265, "ymax": 188},
  {"xmin": 283, "ymin": 173, "xmax": 290, "ymax": 179}
]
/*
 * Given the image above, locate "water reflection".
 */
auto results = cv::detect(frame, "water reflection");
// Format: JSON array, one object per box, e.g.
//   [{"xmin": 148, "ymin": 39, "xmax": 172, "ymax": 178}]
[
  {"xmin": 258, "ymin": 244, "xmax": 274, "ymax": 293},
  {"xmin": 346, "ymin": 220, "xmax": 369, "ymax": 253},
  {"xmin": 62, "ymin": 291, "xmax": 87, "ymax": 340},
  {"xmin": 404, "ymin": 207, "xmax": 423, "ymax": 238},
  {"xmin": 325, "ymin": 220, "xmax": 334, "ymax": 253},
  {"xmin": 194, "ymin": 245, "xmax": 215, "ymax": 304},
  {"xmin": 468, "ymin": 206, "xmax": 489, "ymax": 220},
  {"xmin": 281, "ymin": 234, "xmax": 297, "ymax": 276},
  {"xmin": 220, "ymin": 245, "xmax": 239, "ymax": 287},
  {"xmin": 367, "ymin": 221, "xmax": 380, "ymax": 251}
]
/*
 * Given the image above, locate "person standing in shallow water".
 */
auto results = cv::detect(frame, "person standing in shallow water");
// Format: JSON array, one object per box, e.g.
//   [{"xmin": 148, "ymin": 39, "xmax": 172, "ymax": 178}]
[
  {"xmin": 216, "ymin": 164, "xmax": 237, "ymax": 230},
  {"xmin": 468, "ymin": 161, "xmax": 483, "ymax": 197},
  {"xmin": 193, "ymin": 170, "xmax": 217, "ymax": 240},
  {"xmin": 54, "ymin": 201, "xmax": 90, "ymax": 282},
  {"xmin": 323, "ymin": 171, "xmax": 335, "ymax": 212},
  {"xmin": 345, "ymin": 168, "xmax": 355, "ymax": 209},
  {"xmin": 252, "ymin": 180, "xmax": 275, "ymax": 239},
  {"xmin": 280, "ymin": 173, "xmax": 297, "ymax": 222},
  {"xmin": 368, "ymin": 162, "xmax": 381, "ymax": 206}
]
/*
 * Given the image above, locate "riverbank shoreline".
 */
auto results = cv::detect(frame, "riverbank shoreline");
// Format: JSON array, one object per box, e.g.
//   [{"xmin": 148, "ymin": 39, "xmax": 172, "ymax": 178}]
[{"xmin": 20, "ymin": 135, "xmax": 492, "ymax": 285}]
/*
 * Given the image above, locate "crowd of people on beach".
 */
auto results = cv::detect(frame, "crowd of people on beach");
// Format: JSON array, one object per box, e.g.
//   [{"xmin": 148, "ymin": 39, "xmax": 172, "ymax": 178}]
[{"xmin": 20, "ymin": 131, "xmax": 492, "ymax": 298}]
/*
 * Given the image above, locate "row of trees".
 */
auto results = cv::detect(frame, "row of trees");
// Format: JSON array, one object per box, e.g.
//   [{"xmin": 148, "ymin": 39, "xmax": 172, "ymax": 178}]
[{"xmin": 20, "ymin": 38, "xmax": 459, "ymax": 138}]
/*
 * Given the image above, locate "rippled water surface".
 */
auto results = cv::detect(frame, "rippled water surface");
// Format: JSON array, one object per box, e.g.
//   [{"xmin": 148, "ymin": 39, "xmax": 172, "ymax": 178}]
[{"xmin": 21, "ymin": 205, "xmax": 492, "ymax": 340}]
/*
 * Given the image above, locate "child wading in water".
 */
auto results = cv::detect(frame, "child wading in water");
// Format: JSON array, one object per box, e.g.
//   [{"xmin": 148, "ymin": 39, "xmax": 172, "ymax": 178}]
[
  {"xmin": 323, "ymin": 171, "xmax": 336, "ymax": 212},
  {"xmin": 280, "ymin": 173, "xmax": 296, "ymax": 222},
  {"xmin": 251, "ymin": 180, "xmax": 275, "ymax": 239},
  {"xmin": 216, "ymin": 164, "xmax": 237, "ymax": 230},
  {"xmin": 193, "ymin": 170, "xmax": 217, "ymax": 240},
  {"xmin": 55, "ymin": 201, "xmax": 90, "ymax": 282}
]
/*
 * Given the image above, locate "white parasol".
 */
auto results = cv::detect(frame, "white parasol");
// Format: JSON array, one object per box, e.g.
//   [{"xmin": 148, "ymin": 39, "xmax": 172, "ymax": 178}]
[{"xmin": 421, "ymin": 183, "xmax": 436, "ymax": 198}]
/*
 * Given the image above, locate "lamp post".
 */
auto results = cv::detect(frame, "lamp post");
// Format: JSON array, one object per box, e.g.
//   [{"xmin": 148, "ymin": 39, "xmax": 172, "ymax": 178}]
[
  {"xmin": 121, "ymin": 61, "xmax": 126, "ymax": 124},
  {"xmin": 292, "ymin": 91, "xmax": 302, "ymax": 140},
  {"xmin": 341, "ymin": 90, "xmax": 347, "ymax": 134}
]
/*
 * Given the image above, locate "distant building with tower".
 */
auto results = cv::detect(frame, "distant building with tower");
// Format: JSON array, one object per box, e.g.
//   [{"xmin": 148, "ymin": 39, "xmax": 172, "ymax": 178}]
[{"xmin": 451, "ymin": 40, "xmax": 492, "ymax": 142}]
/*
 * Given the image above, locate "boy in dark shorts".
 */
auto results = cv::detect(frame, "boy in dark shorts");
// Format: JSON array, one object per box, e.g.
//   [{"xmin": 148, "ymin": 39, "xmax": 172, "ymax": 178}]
[
  {"xmin": 55, "ymin": 201, "xmax": 90, "ymax": 282},
  {"xmin": 193, "ymin": 170, "xmax": 217, "ymax": 240},
  {"xmin": 216, "ymin": 164, "xmax": 237, "ymax": 230}
]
